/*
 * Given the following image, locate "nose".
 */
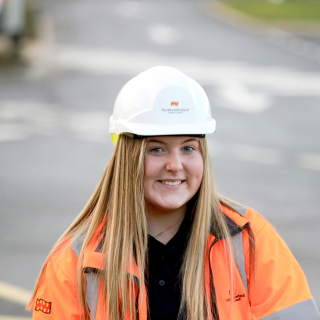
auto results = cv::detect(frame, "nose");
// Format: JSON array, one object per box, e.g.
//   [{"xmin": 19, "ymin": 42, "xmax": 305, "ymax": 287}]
[{"xmin": 166, "ymin": 151, "xmax": 183, "ymax": 173}]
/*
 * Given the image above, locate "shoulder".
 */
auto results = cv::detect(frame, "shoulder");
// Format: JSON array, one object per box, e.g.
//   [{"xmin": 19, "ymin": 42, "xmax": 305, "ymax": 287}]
[
  {"xmin": 41, "ymin": 237, "xmax": 79, "ymax": 287},
  {"xmin": 240, "ymin": 208, "xmax": 316, "ymax": 317},
  {"xmin": 31, "ymin": 237, "xmax": 80, "ymax": 317},
  {"xmin": 222, "ymin": 203, "xmax": 286, "ymax": 256},
  {"xmin": 243, "ymin": 206, "xmax": 272, "ymax": 236},
  {"xmin": 43, "ymin": 221, "xmax": 105, "ymax": 279},
  {"xmin": 224, "ymin": 202, "xmax": 272, "ymax": 235},
  {"xmin": 228, "ymin": 204, "xmax": 303, "ymax": 277},
  {"xmin": 221, "ymin": 202, "xmax": 270, "ymax": 236},
  {"xmin": 241, "ymin": 206, "xmax": 286, "ymax": 249}
]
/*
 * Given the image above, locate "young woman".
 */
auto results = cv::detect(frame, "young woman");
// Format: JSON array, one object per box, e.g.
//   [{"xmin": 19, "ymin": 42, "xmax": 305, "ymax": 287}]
[{"xmin": 28, "ymin": 67, "xmax": 319, "ymax": 320}]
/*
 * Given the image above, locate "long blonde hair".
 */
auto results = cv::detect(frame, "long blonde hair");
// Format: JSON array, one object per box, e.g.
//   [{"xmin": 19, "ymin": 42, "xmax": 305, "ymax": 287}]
[{"xmin": 28, "ymin": 135, "xmax": 250, "ymax": 320}]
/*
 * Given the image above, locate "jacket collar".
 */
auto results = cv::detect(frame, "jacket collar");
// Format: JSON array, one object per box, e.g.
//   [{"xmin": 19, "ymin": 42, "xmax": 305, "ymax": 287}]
[
  {"xmin": 221, "ymin": 205, "xmax": 249, "ymax": 231},
  {"xmin": 83, "ymin": 205, "xmax": 249, "ymax": 272},
  {"xmin": 209, "ymin": 204, "xmax": 250, "ymax": 241}
]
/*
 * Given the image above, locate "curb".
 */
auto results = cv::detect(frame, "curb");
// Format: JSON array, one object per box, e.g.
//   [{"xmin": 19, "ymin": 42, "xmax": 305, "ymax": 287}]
[
  {"xmin": 204, "ymin": 0, "xmax": 320, "ymax": 64},
  {"xmin": 205, "ymin": 0, "xmax": 277, "ymax": 35},
  {"xmin": 206, "ymin": 0, "xmax": 320, "ymax": 37}
]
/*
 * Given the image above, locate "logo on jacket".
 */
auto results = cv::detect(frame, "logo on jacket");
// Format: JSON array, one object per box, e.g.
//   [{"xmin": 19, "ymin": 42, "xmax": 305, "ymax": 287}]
[
  {"xmin": 225, "ymin": 290, "xmax": 245, "ymax": 302},
  {"xmin": 35, "ymin": 298, "xmax": 51, "ymax": 314},
  {"xmin": 171, "ymin": 101, "xmax": 178, "ymax": 106}
]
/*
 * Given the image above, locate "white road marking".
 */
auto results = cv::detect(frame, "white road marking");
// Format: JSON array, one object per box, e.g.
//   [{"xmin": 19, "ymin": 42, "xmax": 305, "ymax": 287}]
[
  {"xmin": 66, "ymin": 111, "xmax": 109, "ymax": 142},
  {"xmin": 267, "ymin": 28, "xmax": 320, "ymax": 63},
  {"xmin": 1, "ymin": 100, "xmax": 319, "ymax": 172},
  {"xmin": 53, "ymin": 46, "xmax": 320, "ymax": 98},
  {"xmin": 0, "ymin": 125, "xmax": 27, "ymax": 142},
  {"xmin": 0, "ymin": 101, "xmax": 109, "ymax": 142},
  {"xmin": 210, "ymin": 140, "xmax": 320, "ymax": 171},
  {"xmin": 232, "ymin": 144, "xmax": 284, "ymax": 165},
  {"xmin": 0, "ymin": 281, "xmax": 31, "ymax": 306},
  {"xmin": 147, "ymin": 25, "xmax": 178, "ymax": 46},
  {"xmin": 217, "ymin": 80, "xmax": 272, "ymax": 113},
  {"xmin": 27, "ymin": 44, "xmax": 319, "ymax": 116},
  {"xmin": 296, "ymin": 153, "xmax": 320, "ymax": 171}
]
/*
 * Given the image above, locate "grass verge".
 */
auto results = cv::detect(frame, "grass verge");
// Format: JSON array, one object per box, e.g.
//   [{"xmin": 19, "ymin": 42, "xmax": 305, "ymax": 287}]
[{"xmin": 221, "ymin": 0, "xmax": 320, "ymax": 22}]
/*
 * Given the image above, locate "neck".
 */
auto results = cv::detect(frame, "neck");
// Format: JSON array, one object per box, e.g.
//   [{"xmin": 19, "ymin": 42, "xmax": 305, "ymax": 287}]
[{"xmin": 147, "ymin": 204, "xmax": 187, "ymax": 245}]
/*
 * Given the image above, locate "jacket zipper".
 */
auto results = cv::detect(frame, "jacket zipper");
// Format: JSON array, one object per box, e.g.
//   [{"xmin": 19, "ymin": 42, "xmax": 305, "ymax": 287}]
[
  {"xmin": 130, "ymin": 274, "xmax": 140, "ymax": 320},
  {"xmin": 131, "ymin": 222, "xmax": 250, "ymax": 320},
  {"xmin": 208, "ymin": 238, "xmax": 220, "ymax": 320}
]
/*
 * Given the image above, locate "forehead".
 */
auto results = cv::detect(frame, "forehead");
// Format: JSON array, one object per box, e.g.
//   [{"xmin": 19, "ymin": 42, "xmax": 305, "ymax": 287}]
[{"xmin": 146, "ymin": 136, "xmax": 199, "ymax": 144}]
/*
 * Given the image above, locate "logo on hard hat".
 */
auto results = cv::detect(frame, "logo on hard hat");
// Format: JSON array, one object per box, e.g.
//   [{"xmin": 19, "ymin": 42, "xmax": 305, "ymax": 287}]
[
  {"xmin": 162, "ymin": 107, "xmax": 189, "ymax": 114},
  {"xmin": 171, "ymin": 101, "xmax": 179, "ymax": 106}
]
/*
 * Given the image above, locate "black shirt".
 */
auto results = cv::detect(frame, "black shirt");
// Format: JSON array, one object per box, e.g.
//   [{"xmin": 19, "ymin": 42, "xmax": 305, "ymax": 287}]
[{"xmin": 146, "ymin": 212, "xmax": 192, "ymax": 320}]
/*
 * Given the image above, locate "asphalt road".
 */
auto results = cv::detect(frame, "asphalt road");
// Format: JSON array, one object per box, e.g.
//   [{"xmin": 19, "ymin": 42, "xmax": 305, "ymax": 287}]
[{"xmin": 0, "ymin": 0, "xmax": 320, "ymax": 317}]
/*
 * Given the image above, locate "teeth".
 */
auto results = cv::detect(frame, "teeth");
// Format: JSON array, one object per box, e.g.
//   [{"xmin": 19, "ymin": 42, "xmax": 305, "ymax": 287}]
[{"xmin": 161, "ymin": 180, "xmax": 182, "ymax": 186}]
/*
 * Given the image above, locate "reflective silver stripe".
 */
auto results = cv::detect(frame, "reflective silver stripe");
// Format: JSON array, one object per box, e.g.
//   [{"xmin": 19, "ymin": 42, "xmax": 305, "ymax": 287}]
[
  {"xmin": 232, "ymin": 204, "xmax": 247, "ymax": 217},
  {"xmin": 258, "ymin": 299, "xmax": 320, "ymax": 320},
  {"xmin": 71, "ymin": 232, "xmax": 86, "ymax": 258},
  {"xmin": 71, "ymin": 232, "xmax": 99, "ymax": 320},
  {"xmin": 233, "ymin": 231, "xmax": 248, "ymax": 293},
  {"xmin": 86, "ymin": 273, "xmax": 100, "ymax": 320}
]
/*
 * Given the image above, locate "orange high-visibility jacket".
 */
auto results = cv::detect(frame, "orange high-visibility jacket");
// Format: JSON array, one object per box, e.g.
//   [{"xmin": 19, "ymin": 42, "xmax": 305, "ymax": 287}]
[{"xmin": 32, "ymin": 205, "xmax": 320, "ymax": 319}]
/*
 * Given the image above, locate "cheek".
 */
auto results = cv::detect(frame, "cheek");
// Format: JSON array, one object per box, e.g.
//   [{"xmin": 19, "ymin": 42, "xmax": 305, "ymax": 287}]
[
  {"xmin": 187, "ymin": 156, "xmax": 204, "ymax": 186},
  {"xmin": 143, "ymin": 156, "xmax": 163, "ymax": 187},
  {"xmin": 143, "ymin": 156, "xmax": 164, "ymax": 204}
]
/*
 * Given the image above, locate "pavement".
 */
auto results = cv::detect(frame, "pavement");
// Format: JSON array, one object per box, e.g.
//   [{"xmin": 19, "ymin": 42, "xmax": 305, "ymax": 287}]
[{"xmin": 0, "ymin": 0, "xmax": 320, "ymax": 318}]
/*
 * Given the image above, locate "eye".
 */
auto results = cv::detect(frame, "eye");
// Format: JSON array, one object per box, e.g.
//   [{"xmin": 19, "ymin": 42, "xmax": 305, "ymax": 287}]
[
  {"xmin": 182, "ymin": 146, "xmax": 195, "ymax": 152},
  {"xmin": 150, "ymin": 147, "xmax": 163, "ymax": 153}
]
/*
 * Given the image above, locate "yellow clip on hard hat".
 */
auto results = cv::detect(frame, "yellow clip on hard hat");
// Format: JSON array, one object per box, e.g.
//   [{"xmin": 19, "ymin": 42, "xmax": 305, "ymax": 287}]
[
  {"xmin": 111, "ymin": 133, "xmax": 119, "ymax": 146},
  {"xmin": 109, "ymin": 66, "xmax": 216, "ymax": 145}
]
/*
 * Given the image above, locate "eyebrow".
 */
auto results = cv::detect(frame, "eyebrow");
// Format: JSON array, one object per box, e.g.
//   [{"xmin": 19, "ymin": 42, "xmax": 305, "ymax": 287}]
[{"xmin": 147, "ymin": 138, "xmax": 199, "ymax": 144}]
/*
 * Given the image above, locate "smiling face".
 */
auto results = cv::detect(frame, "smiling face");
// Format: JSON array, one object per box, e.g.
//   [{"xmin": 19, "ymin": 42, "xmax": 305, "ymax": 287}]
[{"xmin": 143, "ymin": 136, "xmax": 204, "ymax": 215}]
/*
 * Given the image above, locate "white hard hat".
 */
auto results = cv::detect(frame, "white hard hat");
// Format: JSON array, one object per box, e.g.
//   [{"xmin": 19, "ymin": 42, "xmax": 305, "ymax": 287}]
[{"xmin": 109, "ymin": 66, "xmax": 216, "ymax": 145}]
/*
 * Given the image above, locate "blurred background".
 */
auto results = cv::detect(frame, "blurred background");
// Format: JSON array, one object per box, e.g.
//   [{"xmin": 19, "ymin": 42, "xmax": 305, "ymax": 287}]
[{"xmin": 0, "ymin": 0, "xmax": 320, "ymax": 317}]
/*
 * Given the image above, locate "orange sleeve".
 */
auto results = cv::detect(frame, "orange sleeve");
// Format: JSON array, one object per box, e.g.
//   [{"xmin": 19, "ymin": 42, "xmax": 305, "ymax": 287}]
[
  {"xmin": 32, "ymin": 245, "xmax": 83, "ymax": 319},
  {"xmin": 248, "ymin": 221, "xmax": 319, "ymax": 319}
]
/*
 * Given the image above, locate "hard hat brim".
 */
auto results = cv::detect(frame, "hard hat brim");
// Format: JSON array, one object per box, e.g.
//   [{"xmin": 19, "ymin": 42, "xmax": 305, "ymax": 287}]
[{"xmin": 109, "ymin": 118, "xmax": 216, "ymax": 136}]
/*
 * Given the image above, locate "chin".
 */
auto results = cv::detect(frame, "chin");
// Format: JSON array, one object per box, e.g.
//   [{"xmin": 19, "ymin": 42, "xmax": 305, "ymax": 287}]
[
  {"xmin": 161, "ymin": 205, "xmax": 184, "ymax": 211},
  {"xmin": 155, "ymin": 200, "xmax": 187, "ymax": 211}
]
